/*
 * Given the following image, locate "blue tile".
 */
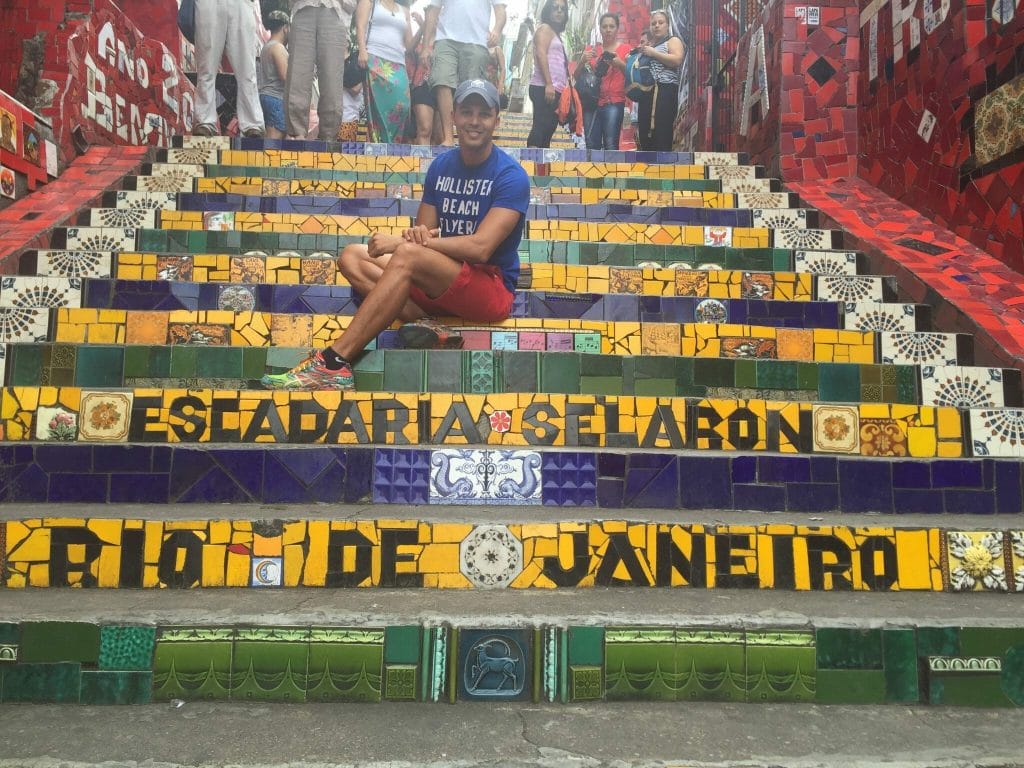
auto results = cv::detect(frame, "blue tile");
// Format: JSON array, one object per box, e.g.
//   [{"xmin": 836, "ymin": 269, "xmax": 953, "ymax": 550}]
[
  {"xmin": 624, "ymin": 455, "xmax": 678, "ymax": 508},
  {"xmin": 678, "ymin": 455, "xmax": 732, "ymax": 509},
  {"xmin": 373, "ymin": 448, "xmax": 430, "ymax": 503},
  {"xmin": 758, "ymin": 456, "xmax": 810, "ymax": 483},
  {"xmin": 93, "ymin": 445, "xmax": 154, "ymax": 473},
  {"xmin": 943, "ymin": 489, "xmax": 995, "ymax": 515},
  {"xmin": 210, "ymin": 449, "xmax": 267, "ymax": 499},
  {"xmin": 733, "ymin": 484, "xmax": 786, "ymax": 512},
  {"xmin": 598, "ymin": 453, "xmax": 626, "ymax": 478},
  {"xmin": 48, "ymin": 474, "xmax": 108, "ymax": 503},
  {"xmin": 344, "ymin": 448, "xmax": 374, "ymax": 502},
  {"xmin": 995, "ymin": 461, "xmax": 1024, "ymax": 514},
  {"xmin": 838, "ymin": 460, "xmax": 894, "ymax": 512},
  {"xmin": 732, "ymin": 455, "xmax": 756, "ymax": 483},
  {"xmin": 273, "ymin": 448, "xmax": 338, "ymax": 485},
  {"xmin": 893, "ymin": 488, "xmax": 945, "ymax": 513},
  {"xmin": 1, "ymin": 462, "xmax": 49, "ymax": 502},
  {"xmin": 786, "ymin": 482, "xmax": 839, "ymax": 512},
  {"xmin": 596, "ymin": 477, "xmax": 624, "ymax": 508},
  {"xmin": 809, "ymin": 456, "xmax": 838, "ymax": 482},
  {"xmin": 34, "ymin": 445, "xmax": 95, "ymax": 473},
  {"xmin": 306, "ymin": 462, "xmax": 349, "ymax": 503},
  {"xmin": 542, "ymin": 452, "xmax": 597, "ymax": 506},
  {"xmin": 930, "ymin": 460, "xmax": 984, "ymax": 489},
  {"xmin": 892, "ymin": 460, "xmax": 932, "ymax": 488},
  {"xmin": 110, "ymin": 474, "xmax": 170, "ymax": 503}
]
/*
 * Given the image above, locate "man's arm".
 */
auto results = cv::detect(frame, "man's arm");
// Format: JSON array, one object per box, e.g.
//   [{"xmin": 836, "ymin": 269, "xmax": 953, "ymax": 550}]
[
  {"xmin": 488, "ymin": 3, "xmax": 506, "ymax": 48},
  {"xmin": 421, "ymin": 2, "xmax": 440, "ymax": 47},
  {"xmin": 418, "ymin": 203, "xmax": 521, "ymax": 265}
]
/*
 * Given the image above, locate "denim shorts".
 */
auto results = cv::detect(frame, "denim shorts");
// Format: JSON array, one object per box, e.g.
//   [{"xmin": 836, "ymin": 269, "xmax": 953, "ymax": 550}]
[{"xmin": 259, "ymin": 94, "xmax": 285, "ymax": 132}]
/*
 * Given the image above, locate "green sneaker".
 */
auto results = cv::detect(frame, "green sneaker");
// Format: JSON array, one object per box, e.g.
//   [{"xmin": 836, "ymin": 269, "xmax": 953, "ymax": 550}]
[{"xmin": 261, "ymin": 350, "xmax": 355, "ymax": 390}]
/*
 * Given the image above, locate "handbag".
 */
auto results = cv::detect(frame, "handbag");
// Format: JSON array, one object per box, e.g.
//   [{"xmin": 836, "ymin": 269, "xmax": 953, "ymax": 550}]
[
  {"xmin": 343, "ymin": 2, "xmax": 375, "ymax": 89},
  {"xmin": 556, "ymin": 84, "xmax": 583, "ymax": 134},
  {"xmin": 574, "ymin": 66, "xmax": 600, "ymax": 110},
  {"xmin": 177, "ymin": 0, "xmax": 196, "ymax": 44}
]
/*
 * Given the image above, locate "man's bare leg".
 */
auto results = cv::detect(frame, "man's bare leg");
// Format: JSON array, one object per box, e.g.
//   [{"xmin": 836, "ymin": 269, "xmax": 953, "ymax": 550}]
[{"xmin": 434, "ymin": 86, "xmax": 455, "ymax": 145}]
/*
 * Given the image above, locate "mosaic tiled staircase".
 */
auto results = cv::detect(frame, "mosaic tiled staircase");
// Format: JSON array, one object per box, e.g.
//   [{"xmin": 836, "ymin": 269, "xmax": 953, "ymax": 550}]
[{"xmin": 2, "ymin": 116, "xmax": 1024, "ymax": 708}]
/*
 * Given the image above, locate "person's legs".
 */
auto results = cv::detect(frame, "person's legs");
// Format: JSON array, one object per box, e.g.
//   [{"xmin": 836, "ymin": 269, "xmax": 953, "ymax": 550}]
[
  {"xmin": 583, "ymin": 107, "xmax": 601, "ymax": 150},
  {"xmin": 260, "ymin": 95, "xmax": 286, "ymax": 138},
  {"xmin": 193, "ymin": 0, "xmax": 229, "ymax": 132},
  {"xmin": 223, "ymin": 0, "xmax": 263, "ymax": 134},
  {"xmin": 314, "ymin": 5, "xmax": 347, "ymax": 141},
  {"xmin": 635, "ymin": 90, "xmax": 654, "ymax": 150},
  {"xmin": 428, "ymin": 39, "xmax": 459, "ymax": 145},
  {"xmin": 652, "ymin": 85, "xmax": 678, "ymax": 151},
  {"xmin": 411, "ymin": 85, "xmax": 435, "ymax": 145},
  {"xmin": 526, "ymin": 84, "xmax": 559, "ymax": 148},
  {"xmin": 283, "ymin": 6, "xmax": 316, "ymax": 137},
  {"xmin": 600, "ymin": 103, "xmax": 624, "ymax": 149}
]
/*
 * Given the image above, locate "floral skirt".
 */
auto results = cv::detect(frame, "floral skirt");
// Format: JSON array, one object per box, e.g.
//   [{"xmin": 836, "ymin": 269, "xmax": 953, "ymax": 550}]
[{"xmin": 366, "ymin": 54, "xmax": 411, "ymax": 143}]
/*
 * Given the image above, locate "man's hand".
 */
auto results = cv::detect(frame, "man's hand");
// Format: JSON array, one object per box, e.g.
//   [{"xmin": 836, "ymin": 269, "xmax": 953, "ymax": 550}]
[
  {"xmin": 367, "ymin": 233, "xmax": 405, "ymax": 257},
  {"xmin": 402, "ymin": 225, "xmax": 440, "ymax": 245},
  {"xmin": 487, "ymin": 29, "xmax": 500, "ymax": 48}
]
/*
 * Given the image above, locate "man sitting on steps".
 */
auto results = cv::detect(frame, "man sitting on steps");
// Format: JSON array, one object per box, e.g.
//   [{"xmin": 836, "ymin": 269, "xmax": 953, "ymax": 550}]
[{"xmin": 262, "ymin": 79, "xmax": 530, "ymax": 391}]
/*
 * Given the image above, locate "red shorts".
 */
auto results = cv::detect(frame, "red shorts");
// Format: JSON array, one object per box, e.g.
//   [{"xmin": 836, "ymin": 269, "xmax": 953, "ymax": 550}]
[{"xmin": 409, "ymin": 262, "xmax": 514, "ymax": 322}]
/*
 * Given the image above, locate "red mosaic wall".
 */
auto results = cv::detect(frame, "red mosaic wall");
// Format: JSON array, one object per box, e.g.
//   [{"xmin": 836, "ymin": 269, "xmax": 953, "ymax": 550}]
[
  {"xmin": 0, "ymin": 0, "xmax": 193, "ymax": 170},
  {"xmin": 858, "ymin": 0, "xmax": 1024, "ymax": 272}
]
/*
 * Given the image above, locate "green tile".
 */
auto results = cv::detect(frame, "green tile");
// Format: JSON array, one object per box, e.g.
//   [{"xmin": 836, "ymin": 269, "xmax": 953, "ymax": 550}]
[
  {"xmin": 353, "ymin": 371, "xmax": 384, "ymax": 391},
  {"xmin": 384, "ymin": 664, "xmax": 417, "ymax": 700},
  {"xmin": 693, "ymin": 358, "xmax": 735, "ymax": 388},
  {"xmin": 2, "ymin": 662, "xmax": 81, "ymax": 703},
  {"xmin": 169, "ymin": 346, "xmax": 198, "ymax": 377},
  {"xmin": 958, "ymin": 628, "xmax": 1024, "ymax": 657},
  {"xmin": 152, "ymin": 628, "xmax": 234, "ymax": 701},
  {"xmin": 882, "ymin": 628, "xmax": 919, "ymax": 703},
  {"xmin": 580, "ymin": 376, "xmax": 624, "ymax": 395},
  {"xmin": 818, "ymin": 363, "xmax": 860, "ymax": 401},
  {"xmin": 465, "ymin": 350, "xmax": 494, "ymax": 394},
  {"xmin": 242, "ymin": 348, "xmax": 269, "ymax": 380},
  {"xmin": 929, "ymin": 672, "xmax": 1011, "ymax": 707},
  {"xmin": 896, "ymin": 366, "xmax": 918, "ymax": 402},
  {"xmin": 0, "ymin": 623, "xmax": 18, "ymax": 644},
  {"xmin": 384, "ymin": 626, "xmax": 421, "ymax": 664},
  {"xmin": 75, "ymin": 346, "xmax": 125, "ymax": 387},
  {"xmin": 19, "ymin": 621, "xmax": 100, "ymax": 664},
  {"xmin": 674, "ymin": 636, "xmax": 745, "ymax": 702},
  {"xmin": 383, "ymin": 350, "xmax": 425, "ymax": 392},
  {"xmin": 633, "ymin": 377, "xmax": 677, "ymax": 396},
  {"xmin": 917, "ymin": 627, "xmax": 960, "ymax": 657},
  {"xmin": 815, "ymin": 669, "xmax": 886, "ymax": 704},
  {"xmin": 756, "ymin": 360, "xmax": 797, "ymax": 390},
  {"xmin": 605, "ymin": 641, "xmax": 676, "ymax": 701},
  {"xmin": 99, "ymin": 626, "xmax": 156, "ymax": 670},
  {"xmin": 501, "ymin": 351, "xmax": 539, "ymax": 393},
  {"xmin": 79, "ymin": 670, "xmax": 153, "ymax": 704},
  {"xmin": 9, "ymin": 345, "xmax": 43, "ymax": 385},
  {"xmin": 196, "ymin": 347, "xmax": 244, "ymax": 378},
  {"xmin": 1002, "ymin": 645, "xmax": 1024, "ymax": 705},
  {"xmin": 569, "ymin": 665, "xmax": 603, "ymax": 701},
  {"xmin": 231, "ymin": 631, "xmax": 309, "ymax": 702},
  {"xmin": 123, "ymin": 346, "xmax": 152, "ymax": 378},
  {"xmin": 797, "ymin": 362, "xmax": 819, "ymax": 390},
  {"xmin": 733, "ymin": 359, "xmax": 757, "ymax": 388},
  {"xmin": 745, "ymin": 632, "xmax": 816, "ymax": 703},
  {"xmin": 307, "ymin": 630, "xmax": 383, "ymax": 702},
  {"xmin": 567, "ymin": 626, "xmax": 603, "ymax": 666},
  {"xmin": 860, "ymin": 364, "xmax": 882, "ymax": 384},
  {"xmin": 540, "ymin": 353, "xmax": 581, "ymax": 393},
  {"xmin": 815, "ymin": 628, "xmax": 883, "ymax": 670}
]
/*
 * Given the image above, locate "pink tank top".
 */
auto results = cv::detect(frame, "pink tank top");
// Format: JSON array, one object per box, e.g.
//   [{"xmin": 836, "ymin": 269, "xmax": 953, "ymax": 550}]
[{"xmin": 529, "ymin": 29, "xmax": 568, "ymax": 91}]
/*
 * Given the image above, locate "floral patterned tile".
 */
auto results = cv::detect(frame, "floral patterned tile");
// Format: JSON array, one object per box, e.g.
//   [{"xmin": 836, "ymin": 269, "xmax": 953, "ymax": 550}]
[
  {"xmin": 65, "ymin": 227, "xmax": 137, "ymax": 253},
  {"xmin": 752, "ymin": 208, "xmax": 807, "ymax": 230},
  {"xmin": 694, "ymin": 151, "xmax": 744, "ymax": 166},
  {"xmin": 34, "ymin": 405, "xmax": 78, "ymax": 442},
  {"xmin": 459, "ymin": 524, "xmax": 524, "ymax": 589},
  {"xmin": 178, "ymin": 136, "xmax": 231, "ymax": 150},
  {"xmin": 719, "ymin": 178, "xmax": 774, "ymax": 194},
  {"xmin": 969, "ymin": 409, "xmax": 1024, "ymax": 457},
  {"xmin": 0, "ymin": 277, "xmax": 82, "ymax": 309},
  {"xmin": 35, "ymin": 251, "xmax": 112, "ymax": 279},
  {"xmin": 816, "ymin": 276, "xmax": 885, "ymax": 302},
  {"xmin": 736, "ymin": 192, "xmax": 795, "ymax": 209},
  {"xmin": 881, "ymin": 332, "xmax": 961, "ymax": 366},
  {"xmin": 920, "ymin": 366, "xmax": 1006, "ymax": 409},
  {"xmin": 77, "ymin": 391, "xmax": 133, "ymax": 442},
  {"xmin": 429, "ymin": 449, "xmax": 542, "ymax": 505},
  {"xmin": 945, "ymin": 531, "xmax": 1008, "ymax": 592},
  {"xmin": 113, "ymin": 191, "xmax": 177, "ymax": 211},
  {"xmin": 1011, "ymin": 532, "xmax": 1024, "ymax": 592},
  {"xmin": 794, "ymin": 250, "xmax": 858, "ymax": 276},
  {"xmin": 707, "ymin": 165, "xmax": 757, "ymax": 180},
  {"xmin": 0, "ymin": 307, "xmax": 50, "ymax": 343},
  {"xmin": 812, "ymin": 405, "xmax": 860, "ymax": 453},
  {"xmin": 166, "ymin": 147, "xmax": 218, "ymax": 165},
  {"xmin": 773, "ymin": 228, "xmax": 832, "ymax": 250}
]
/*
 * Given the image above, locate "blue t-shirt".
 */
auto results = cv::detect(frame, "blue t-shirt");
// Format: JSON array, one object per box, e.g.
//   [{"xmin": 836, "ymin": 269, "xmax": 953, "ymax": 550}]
[{"xmin": 421, "ymin": 146, "xmax": 530, "ymax": 293}]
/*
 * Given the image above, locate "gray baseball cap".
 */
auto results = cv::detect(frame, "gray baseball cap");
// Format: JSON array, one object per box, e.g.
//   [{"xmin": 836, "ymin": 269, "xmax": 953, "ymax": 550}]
[{"xmin": 454, "ymin": 79, "xmax": 500, "ymax": 109}]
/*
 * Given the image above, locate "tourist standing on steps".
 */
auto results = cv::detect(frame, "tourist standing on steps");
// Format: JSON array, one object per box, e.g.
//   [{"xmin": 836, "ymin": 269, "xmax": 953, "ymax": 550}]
[
  {"xmin": 284, "ymin": 0, "xmax": 356, "ymax": 141},
  {"xmin": 258, "ymin": 10, "xmax": 290, "ymax": 139},
  {"xmin": 262, "ymin": 80, "xmax": 529, "ymax": 391},
  {"xmin": 526, "ymin": 0, "xmax": 570, "ymax": 148},
  {"xmin": 577, "ymin": 13, "xmax": 631, "ymax": 150},
  {"xmin": 193, "ymin": 0, "xmax": 265, "ymax": 137},
  {"xmin": 355, "ymin": 0, "xmax": 413, "ymax": 143},
  {"xmin": 634, "ymin": 10, "xmax": 683, "ymax": 152},
  {"xmin": 423, "ymin": 0, "xmax": 507, "ymax": 146}
]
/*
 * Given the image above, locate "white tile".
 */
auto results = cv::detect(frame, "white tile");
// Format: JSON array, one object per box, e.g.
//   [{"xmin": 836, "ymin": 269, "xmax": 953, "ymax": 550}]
[
  {"xmin": 843, "ymin": 301, "xmax": 917, "ymax": 332},
  {"xmin": 65, "ymin": 226, "xmax": 136, "ymax": 252},
  {"xmin": 89, "ymin": 208, "xmax": 158, "ymax": 229},
  {"xmin": 921, "ymin": 366, "xmax": 1006, "ymax": 409},
  {"xmin": 35, "ymin": 250, "xmax": 112, "ymax": 279},
  {"xmin": 707, "ymin": 165, "xmax": 758, "ymax": 180},
  {"xmin": 459, "ymin": 524, "xmax": 524, "ymax": 588},
  {"xmin": 0, "ymin": 276, "xmax": 81, "ymax": 309},
  {"xmin": 772, "ymin": 228, "xmax": 833, "ymax": 249},
  {"xmin": 794, "ymin": 250, "xmax": 858, "ymax": 275},
  {"xmin": 179, "ymin": 135, "xmax": 231, "ymax": 150},
  {"xmin": 0, "ymin": 307, "xmax": 50, "ymax": 343},
  {"xmin": 719, "ymin": 178, "xmax": 774, "ymax": 194},
  {"xmin": 752, "ymin": 208, "xmax": 808, "ymax": 229},
  {"xmin": 970, "ymin": 409, "xmax": 1024, "ymax": 457},
  {"xmin": 694, "ymin": 152, "xmax": 744, "ymax": 166},
  {"xmin": 429, "ymin": 449, "xmax": 542, "ymax": 505},
  {"xmin": 736, "ymin": 192, "xmax": 794, "ymax": 209},
  {"xmin": 817, "ymin": 275, "xmax": 885, "ymax": 302},
  {"xmin": 881, "ymin": 332, "xmax": 960, "ymax": 366},
  {"xmin": 166, "ymin": 147, "xmax": 218, "ymax": 165},
  {"xmin": 114, "ymin": 191, "xmax": 177, "ymax": 210}
]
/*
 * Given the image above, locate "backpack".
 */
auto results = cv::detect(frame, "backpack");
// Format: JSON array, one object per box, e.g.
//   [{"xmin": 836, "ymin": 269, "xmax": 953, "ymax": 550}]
[
  {"xmin": 574, "ymin": 65, "xmax": 601, "ymax": 110},
  {"xmin": 624, "ymin": 50, "xmax": 654, "ymax": 101}
]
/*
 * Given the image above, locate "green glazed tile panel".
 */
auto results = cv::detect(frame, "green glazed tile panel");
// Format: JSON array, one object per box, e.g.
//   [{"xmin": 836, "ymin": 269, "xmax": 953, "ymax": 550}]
[
  {"xmin": 230, "ymin": 628, "xmax": 310, "ymax": 702},
  {"xmin": 384, "ymin": 664, "xmax": 417, "ymax": 700},
  {"xmin": 674, "ymin": 631, "xmax": 746, "ymax": 702},
  {"xmin": 2, "ymin": 662, "xmax": 81, "ymax": 703},
  {"xmin": 815, "ymin": 628, "xmax": 883, "ymax": 669},
  {"xmin": 1002, "ymin": 646, "xmax": 1024, "ymax": 706},
  {"xmin": 816, "ymin": 669, "xmax": 886, "ymax": 704},
  {"xmin": 306, "ymin": 629, "xmax": 383, "ymax": 703},
  {"xmin": 567, "ymin": 626, "xmax": 604, "ymax": 667},
  {"xmin": 604, "ymin": 631, "xmax": 677, "ymax": 702},
  {"xmin": 744, "ymin": 631, "xmax": 816, "ymax": 703},
  {"xmin": 958, "ymin": 628, "xmax": 1024, "ymax": 657},
  {"xmin": 928, "ymin": 672, "xmax": 1011, "ymax": 707},
  {"xmin": 384, "ymin": 626, "xmax": 421, "ymax": 665},
  {"xmin": 151, "ymin": 628, "xmax": 234, "ymax": 701},
  {"xmin": 917, "ymin": 627, "xmax": 960, "ymax": 657},
  {"xmin": 19, "ymin": 621, "xmax": 100, "ymax": 664},
  {"xmin": 882, "ymin": 628, "xmax": 920, "ymax": 703},
  {"xmin": 99, "ymin": 626, "xmax": 156, "ymax": 670},
  {"xmin": 79, "ymin": 670, "xmax": 153, "ymax": 705}
]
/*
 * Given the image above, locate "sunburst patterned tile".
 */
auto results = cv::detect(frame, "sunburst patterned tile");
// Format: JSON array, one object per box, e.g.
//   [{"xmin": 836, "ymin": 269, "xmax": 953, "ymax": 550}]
[
  {"xmin": 719, "ymin": 179, "xmax": 774, "ymax": 194},
  {"xmin": 752, "ymin": 208, "xmax": 807, "ymax": 230},
  {"xmin": 77, "ymin": 391, "xmax": 133, "ymax": 442},
  {"xmin": 179, "ymin": 135, "xmax": 230, "ymax": 150},
  {"xmin": 707, "ymin": 165, "xmax": 757, "ymax": 180},
  {"xmin": 89, "ymin": 208, "xmax": 158, "ymax": 229},
  {"xmin": 843, "ymin": 302, "xmax": 917, "ymax": 332},
  {"xmin": 969, "ymin": 409, "xmax": 1024, "ymax": 457},
  {"xmin": 0, "ymin": 307, "xmax": 50, "ymax": 342},
  {"xmin": 694, "ymin": 152, "xmax": 743, "ymax": 166},
  {"xmin": 881, "ymin": 332, "xmax": 960, "ymax": 366},
  {"xmin": 812, "ymin": 405, "xmax": 860, "ymax": 453},
  {"xmin": 794, "ymin": 250, "xmax": 858, "ymax": 275},
  {"xmin": 114, "ymin": 191, "xmax": 177, "ymax": 210},
  {"xmin": 35, "ymin": 251, "xmax": 112, "ymax": 279},
  {"xmin": 136, "ymin": 165, "xmax": 200, "ymax": 192},
  {"xmin": 817, "ymin": 276, "xmax": 885, "ymax": 302},
  {"xmin": 773, "ymin": 228, "xmax": 831, "ymax": 250},
  {"xmin": 0, "ymin": 343, "xmax": 5, "ymax": 386},
  {"xmin": 166, "ymin": 147, "xmax": 218, "ymax": 164},
  {"xmin": 736, "ymin": 192, "xmax": 794, "ymax": 209},
  {"xmin": 0, "ymin": 277, "xmax": 82, "ymax": 309},
  {"xmin": 65, "ymin": 227, "xmax": 137, "ymax": 252},
  {"xmin": 921, "ymin": 366, "xmax": 1005, "ymax": 409},
  {"xmin": 945, "ymin": 531, "xmax": 1008, "ymax": 592}
]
